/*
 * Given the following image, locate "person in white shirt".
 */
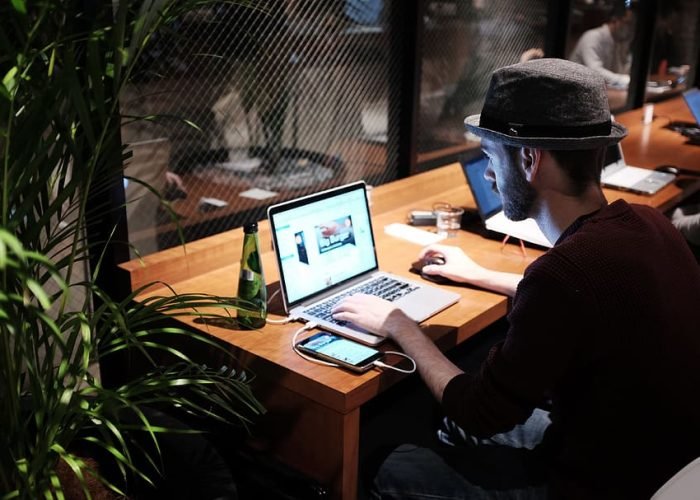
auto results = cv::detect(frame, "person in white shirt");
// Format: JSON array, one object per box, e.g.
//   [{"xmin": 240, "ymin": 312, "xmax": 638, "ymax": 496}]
[
  {"xmin": 672, "ymin": 202, "xmax": 700, "ymax": 260},
  {"xmin": 569, "ymin": 5, "xmax": 636, "ymax": 88}
]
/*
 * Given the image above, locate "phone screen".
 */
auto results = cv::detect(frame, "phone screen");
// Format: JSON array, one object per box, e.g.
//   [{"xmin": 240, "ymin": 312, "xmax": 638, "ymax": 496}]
[{"xmin": 297, "ymin": 332, "xmax": 381, "ymax": 369}]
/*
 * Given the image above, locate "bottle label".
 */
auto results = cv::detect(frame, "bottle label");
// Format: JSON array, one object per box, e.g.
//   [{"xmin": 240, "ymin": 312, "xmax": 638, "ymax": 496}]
[{"xmin": 239, "ymin": 269, "xmax": 255, "ymax": 281}]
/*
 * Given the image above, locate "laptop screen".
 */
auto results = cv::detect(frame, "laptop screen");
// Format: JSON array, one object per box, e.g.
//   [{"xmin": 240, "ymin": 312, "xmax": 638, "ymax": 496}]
[
  {"xmin": 603, "ymin": 142, "xmax": 623, "ymax": 167},
  {"xmin": 462, "ymin": 155, "xmax": 502, "ymax": 220},
  {"xmin": 268, "ymin": 182, "xmax": 378, "ymax": 307},
  {"xmin": 682, "ymin": 88, "xmax": 700, "ymax": 125}
]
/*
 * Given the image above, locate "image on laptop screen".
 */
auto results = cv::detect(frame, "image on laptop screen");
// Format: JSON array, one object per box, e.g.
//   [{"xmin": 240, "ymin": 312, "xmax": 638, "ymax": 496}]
[{"xmin": 269, "ymin": 184, "xmax": 378, "ymax": 307}]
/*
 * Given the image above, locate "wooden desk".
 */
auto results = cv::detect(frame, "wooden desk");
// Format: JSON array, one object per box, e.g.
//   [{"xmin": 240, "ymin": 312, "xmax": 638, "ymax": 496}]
[
  {"xmin": 615, "ymin": 96, "xmax": 700, "ymax": 171},
  {"xmin": 607, "ymin": 79, "xmax": 686, "ymax": 111},
  {"xmin": 128, "ymin": 138, "xmax": 392, "ymax": 253},
  {"xmin": 120, "ymin": 117, "xmax": 700, "ymax": 498},
  {"xmin": 613, "ymin": 96, "xmax": 700, "ymax": 212},
  {"xmin": 121, "ymin": 164, "xmax": 544, "ymax": 499}
]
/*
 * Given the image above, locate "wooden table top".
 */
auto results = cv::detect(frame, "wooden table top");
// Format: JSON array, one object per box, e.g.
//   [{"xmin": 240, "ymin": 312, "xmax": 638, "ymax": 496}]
[
  {"xmin": 616, "ymin": 95, "xmax": 700, "ymax": 173},
  {"xmin": 121, "ymin": 96, "xmax": 700, "ymax": 414},
  {"xmin": 123, "ymin": 164, "xmax": 541, "ymax": 414}
]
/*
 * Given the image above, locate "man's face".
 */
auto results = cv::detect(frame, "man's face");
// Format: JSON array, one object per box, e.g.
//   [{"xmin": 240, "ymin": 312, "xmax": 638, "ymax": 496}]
[
  {"xmin": 481, "ymin": 138, "xmax": 537, "ymax": 221},
  {"xmin": 611, "ymin": 11, "xmax": 635, "ymax": 42}
]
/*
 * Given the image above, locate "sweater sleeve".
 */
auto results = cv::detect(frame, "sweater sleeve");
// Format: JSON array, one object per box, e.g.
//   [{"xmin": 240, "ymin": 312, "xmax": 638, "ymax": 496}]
[{"xmin": 441, "ymin": 254, "xmax": 592, "ymax": 438}]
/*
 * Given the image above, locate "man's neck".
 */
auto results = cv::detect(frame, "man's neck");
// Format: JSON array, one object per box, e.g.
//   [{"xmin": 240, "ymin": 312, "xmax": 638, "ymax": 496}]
[{"xmin": 532, "ymin": 186, "xmax": 608, "ymax": 244}]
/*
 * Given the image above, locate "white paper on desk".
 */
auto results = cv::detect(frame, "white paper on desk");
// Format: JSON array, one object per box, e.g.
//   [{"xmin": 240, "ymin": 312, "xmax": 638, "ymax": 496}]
[
  {"xmin": 384, "ymin": 223, "xmax": 446, "ymax": 246},
  {"xmin": 239, "ymin": 188, "xmax": 278, "ymax": 200},
  {"xmin": 200, "ymin": 196, "xmax": 228, "ymax": 207}
]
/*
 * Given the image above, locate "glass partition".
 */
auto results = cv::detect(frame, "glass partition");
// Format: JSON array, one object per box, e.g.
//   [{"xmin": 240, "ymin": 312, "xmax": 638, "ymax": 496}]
[
  {"xmin": 645, "ymin": 0, "xmax": 699, "ymax": 103},
  {"xmin": 566, "ymin": 0, "xmax": 636, "ymax": 112},
  {"xmin": 120, "ymin": 1, "xmax": 400, "ymax": 257},
  {"xmin": 416, "ymin": 0, "xmax": 548, "ymax": 168},
  {"xmin": 118, "ymin": 0, "xmax": 699, "ymax": 259}
]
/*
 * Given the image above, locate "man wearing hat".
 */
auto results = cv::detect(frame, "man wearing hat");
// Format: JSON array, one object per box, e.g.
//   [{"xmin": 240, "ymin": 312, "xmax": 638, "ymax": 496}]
[{"xmin": 333, "ymin": 58, "xmax": 700, "ymax": 498}]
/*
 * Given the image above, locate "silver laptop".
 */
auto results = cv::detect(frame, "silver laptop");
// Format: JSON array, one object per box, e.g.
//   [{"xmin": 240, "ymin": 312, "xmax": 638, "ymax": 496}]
[
  {"xmin": 462, "ymin": 155, "xmax": 552, "ymax": 248},
  {"xmin": 267, "ymin": 181, "xmax": 460, "ymax": 346},
  {"xmin": 601, "ymin": 143, "xmax": 675, "ymax": 195}
]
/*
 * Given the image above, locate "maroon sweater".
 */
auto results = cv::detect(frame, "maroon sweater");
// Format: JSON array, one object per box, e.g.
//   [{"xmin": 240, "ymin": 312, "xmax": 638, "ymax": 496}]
[{"xmin": 442, "ymin": 200, "xmax": 700, "ymax": 499}]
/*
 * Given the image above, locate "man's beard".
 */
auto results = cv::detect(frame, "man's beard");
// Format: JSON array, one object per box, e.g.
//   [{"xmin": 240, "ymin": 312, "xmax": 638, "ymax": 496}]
[{"xmin": 500, "ymin": 164, "xmax": 537, "ymax": 221}]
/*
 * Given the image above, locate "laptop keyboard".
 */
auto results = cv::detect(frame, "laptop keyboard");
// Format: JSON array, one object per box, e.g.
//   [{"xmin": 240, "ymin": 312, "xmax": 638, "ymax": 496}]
[{"xmin": 304, "ymin": 276, "xmax": 419, "ymax": 326}]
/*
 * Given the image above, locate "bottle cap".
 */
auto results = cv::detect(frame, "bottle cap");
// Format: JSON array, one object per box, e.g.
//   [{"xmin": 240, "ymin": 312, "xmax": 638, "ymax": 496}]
[{"xmin": 243, "ymin": 222, "xmax": 258, "ymax": 234}]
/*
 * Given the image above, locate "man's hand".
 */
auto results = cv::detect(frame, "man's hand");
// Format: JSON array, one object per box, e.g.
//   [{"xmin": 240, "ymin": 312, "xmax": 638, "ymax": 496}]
[
  {"xmin": 418, "ymin": 244, "xmax": 523, "ymax": 297},
  {"xmin": 165, "ymin": 171, "xmax": 186, "ymax": 192},
  {"xmin": 333, "ymin": 293, "xmax": 463, "ymax": 401},
  {"xmin": 418, "ymin": 244, "xmax": 488, "ymax": 283},
  {"xmin": 331, "ymin": 294, "xmax": 414, "ymax": 340}
]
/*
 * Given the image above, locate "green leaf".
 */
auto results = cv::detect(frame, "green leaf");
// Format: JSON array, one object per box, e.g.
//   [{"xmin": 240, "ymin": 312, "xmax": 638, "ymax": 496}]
[
  {"xmin": 0, "ymin": 237, "xmax": 6, "ymax": 268},
  {"xmin": 10, "ymin": 0, "xmax": 26, "ymax": 14},
  {"xmin": 182, "ymin": 118, "xmax": 203, "ymax": 131},
  {"xmin": 0, "ymin": 2, "xmax": 266, "ymax": 496},
  {"xmin": 26, "ymin": 279, "xmax": 52, "ymax": 310},
  {"xmin": 0, "ymin": 230, "xmax": 25, "ymax": 261},
  {"xmin": 48, "ymin": 47, "xmax": 56, "ymax": 77},
  {"xmin": 2, "ymin": 67, "xmax": 18, "ymax": 97}
]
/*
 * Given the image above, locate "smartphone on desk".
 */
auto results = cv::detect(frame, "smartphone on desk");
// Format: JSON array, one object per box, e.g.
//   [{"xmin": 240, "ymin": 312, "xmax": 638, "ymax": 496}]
[{"xmin": 296, "ymin": 332, "xmax": 382, "ymax": 373}]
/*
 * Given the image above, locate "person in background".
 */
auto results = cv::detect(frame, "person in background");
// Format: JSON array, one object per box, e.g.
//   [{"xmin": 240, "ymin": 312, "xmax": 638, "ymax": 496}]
[
  {"xmin": 569, "ymin": 2, "xmax": 636, "ymax": 88},
  {"xmin": 333, "ymin": 58, "xmax": 700, "ymax": 499},
  {"xmin": 672, "ymin": 200, "xmax": 700, "ymax": 261}
]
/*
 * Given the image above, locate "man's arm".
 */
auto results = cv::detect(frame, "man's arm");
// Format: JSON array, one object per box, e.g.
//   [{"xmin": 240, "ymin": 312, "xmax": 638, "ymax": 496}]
[
  {"xmin": 419, "ymin": 244, "xmax": 523, "ymax": 297},
  {"xmin": 331, "ymin": 295, "xmax": 463, "ymax": 400}
]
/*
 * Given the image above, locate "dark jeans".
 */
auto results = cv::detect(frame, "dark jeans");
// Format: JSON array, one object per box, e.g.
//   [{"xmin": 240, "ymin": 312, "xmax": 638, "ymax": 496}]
[{"xmin": 371, "ymin": 409, "xmax": 552, "ymax": 499}]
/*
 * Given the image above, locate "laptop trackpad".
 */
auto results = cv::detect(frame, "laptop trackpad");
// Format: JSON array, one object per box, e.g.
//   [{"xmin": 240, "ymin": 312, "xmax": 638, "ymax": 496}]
[{"xmin": 396, "ymin": 286, "xmax": 457, "ymax": 323}]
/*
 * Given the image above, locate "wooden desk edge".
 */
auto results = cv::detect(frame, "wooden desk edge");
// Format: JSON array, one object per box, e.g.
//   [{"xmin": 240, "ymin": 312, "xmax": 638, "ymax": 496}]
[{"xmin": 119, "ymin": 163, "xmax": 467, "ymax": 290}]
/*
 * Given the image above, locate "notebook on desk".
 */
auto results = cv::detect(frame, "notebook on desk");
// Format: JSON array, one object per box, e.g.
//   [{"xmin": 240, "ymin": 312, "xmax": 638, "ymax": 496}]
[
  {"xmin": 267, "ymin": 181, "xmax": 460, "ymax": 346},
  {"xmin": 462, "ymin": 155, "xmax": 551, "ymax": 248},
  {"xmin": 601, "ymin": 142, "xmax": 675, "ymax": 195}
]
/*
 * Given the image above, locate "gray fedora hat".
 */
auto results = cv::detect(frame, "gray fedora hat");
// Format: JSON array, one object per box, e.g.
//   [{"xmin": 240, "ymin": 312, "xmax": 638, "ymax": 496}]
[{"xmin": 464, "ymin": 58, "xmax": 627, "ymax": 150}]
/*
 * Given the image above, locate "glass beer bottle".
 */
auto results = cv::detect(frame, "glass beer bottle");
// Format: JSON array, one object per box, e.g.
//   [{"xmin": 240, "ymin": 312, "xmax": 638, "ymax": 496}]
[{"xmin": 237, "ymin": 222, "xmax": 267, "ymax": 328}]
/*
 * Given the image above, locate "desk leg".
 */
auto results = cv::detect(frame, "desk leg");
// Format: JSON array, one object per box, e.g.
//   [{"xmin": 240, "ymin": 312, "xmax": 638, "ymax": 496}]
[{"xmin": 252, "ymin": 383, "xmax": 360, "ymax": 500}]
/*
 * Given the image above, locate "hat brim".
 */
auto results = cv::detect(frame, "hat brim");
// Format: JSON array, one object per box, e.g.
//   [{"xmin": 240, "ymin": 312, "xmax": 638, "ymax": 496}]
[{"xmin": 464, "ymin": 114, "xmax": 628, "ymax": 150}]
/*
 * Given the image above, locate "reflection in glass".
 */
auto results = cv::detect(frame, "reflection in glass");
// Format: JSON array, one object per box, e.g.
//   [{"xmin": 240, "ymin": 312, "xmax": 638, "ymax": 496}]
[
  {"xmin": 566, "ymin": 0, "xmax": 635, "ymax": 111},
  {"xmin": 120, "ymin": 1, "xmax": 398, "ymax": 258},
  {"xmin": 417, "ymin": 0, "xmax": 547, "ymax": 163},
  {"xmin": 645, "ymin": 0, "xmax": 698, "ymax": 104}
]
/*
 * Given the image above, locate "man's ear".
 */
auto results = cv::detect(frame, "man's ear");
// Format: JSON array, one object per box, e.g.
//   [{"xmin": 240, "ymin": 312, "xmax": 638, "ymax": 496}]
[{"xmin": 519, "ymin": 147, "xmax": 542, "ymax": 182}]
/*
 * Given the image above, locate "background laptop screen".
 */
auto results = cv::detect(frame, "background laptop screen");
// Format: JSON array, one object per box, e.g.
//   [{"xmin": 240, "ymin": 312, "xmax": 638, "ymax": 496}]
[
  {"xmin": 683, "ymin": 88, "xmax": 700, "ymax": 124},
  {"xmin": 463, "ymin": 155, "xmax": 502, "ymax": 219},
  {"xmin": 603, "ymin": 142, "xmax": 622, "ymax": 166},
  {"xmin": 270, "ymin": 184, "xmax": 377, "ymax": 306}
]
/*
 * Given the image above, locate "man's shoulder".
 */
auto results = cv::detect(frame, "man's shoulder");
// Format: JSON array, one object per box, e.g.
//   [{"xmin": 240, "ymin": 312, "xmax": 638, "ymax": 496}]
[
  {"xmin": 591, "ymin": 23, "xmax": 611, "ymax": 36},
  {"xmin": 522, "ymin": 203, "xmax": 634, "ymax": 279},
  {"xmin": 579, "ymin": 24, "xmax": 611, "ymax": 44},
  {"xmin": 534, "ymin": 200, "xmax": 685, "ymax": 272}
]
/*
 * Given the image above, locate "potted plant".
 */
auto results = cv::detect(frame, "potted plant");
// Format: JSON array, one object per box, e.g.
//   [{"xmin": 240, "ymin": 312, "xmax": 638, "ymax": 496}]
[{"xmin": 0, "ymin": 0, "xmax": 264, "ymax": 497}]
